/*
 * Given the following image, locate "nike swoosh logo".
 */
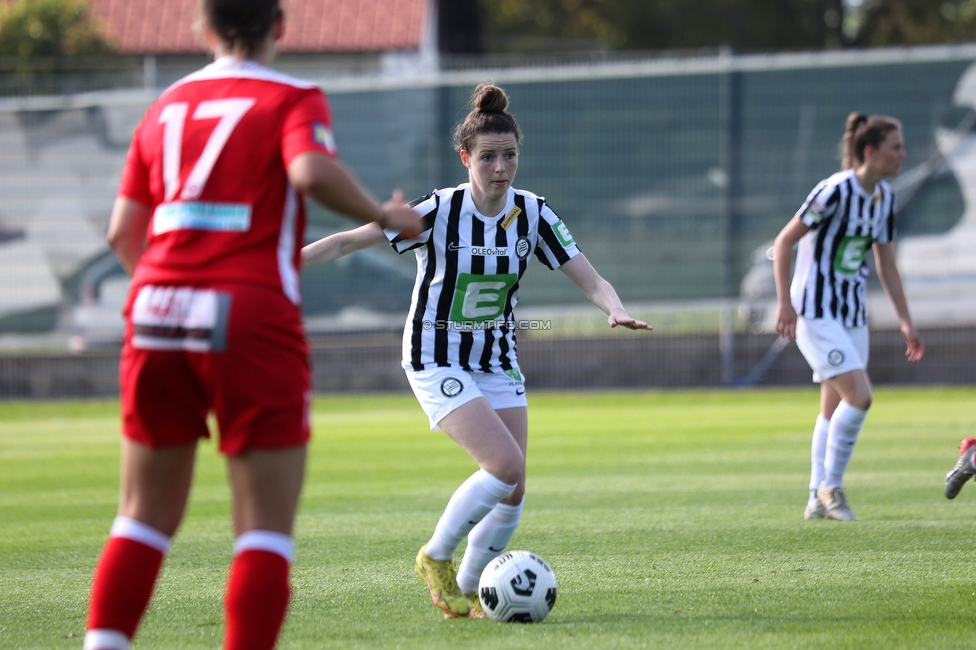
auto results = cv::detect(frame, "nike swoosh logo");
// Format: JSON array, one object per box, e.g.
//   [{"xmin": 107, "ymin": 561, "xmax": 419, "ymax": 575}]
[
  {"xmin": 515, "ymin": 388, "xmax": 525, "ymax": 395},
  {"xmin": 448, "ymin": 242, "xmax": 465, "ymax": 251},
  {"xmin": 488, "ymin": 546, "xmax": 503, "ymax": 552}
]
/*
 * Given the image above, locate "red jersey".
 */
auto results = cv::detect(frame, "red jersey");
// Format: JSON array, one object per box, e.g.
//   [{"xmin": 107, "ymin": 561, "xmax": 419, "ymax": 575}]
[{"xmin": 119, "ymin": 56, "xmax": 337, "ymax": 304}]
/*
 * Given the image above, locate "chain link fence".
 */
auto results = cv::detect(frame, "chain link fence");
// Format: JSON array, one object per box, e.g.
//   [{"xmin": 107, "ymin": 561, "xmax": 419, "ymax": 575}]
[{"xmin": 2, "ymin": 45, "xmax": 975, "ymax": 396}]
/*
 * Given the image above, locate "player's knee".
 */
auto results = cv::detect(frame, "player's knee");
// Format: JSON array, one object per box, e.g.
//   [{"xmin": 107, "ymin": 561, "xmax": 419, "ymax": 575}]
[
  {"xmin": 489, "ymin": 450, "xmax": 524, "ymax": 487},
  {"xmin": 852, "ymin": 386, "xmax": 874, "ymax": 411},
  {"xmin": 502, "ymin": 484, "xmax": 525, "ymax": 505},
  {"xmin": 852, "ymin": 390, "xmax": 872, "ymax": 410}
]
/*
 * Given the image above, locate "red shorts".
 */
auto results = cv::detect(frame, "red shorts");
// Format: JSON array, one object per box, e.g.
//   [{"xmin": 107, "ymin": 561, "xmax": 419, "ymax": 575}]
[{"xmin": 119, "ymin": 282, "xmax": 310, "ymax": 455}]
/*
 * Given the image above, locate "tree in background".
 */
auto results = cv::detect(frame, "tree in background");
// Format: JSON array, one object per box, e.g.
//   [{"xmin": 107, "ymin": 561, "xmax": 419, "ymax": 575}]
[
  {"xmin": 479, "ymin": 0, "xmax": 976, "ymax": 53},
  {"xmin": 853, "ymin": 0, "xmax": 976, "ymax": 47},
  {"xmin": 0, "ymin": 0, "xmax": 114, "ymax": 58}
]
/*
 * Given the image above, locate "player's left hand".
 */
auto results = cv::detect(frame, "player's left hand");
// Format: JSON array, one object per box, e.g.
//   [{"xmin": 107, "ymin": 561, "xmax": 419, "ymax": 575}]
[
  {"xmin": 902, "ymin": 322, "xmax": 924, "ymax": 362},
  {"xmin": 609, "ymin": 310, "xmax": 652, "ymax": 330}
]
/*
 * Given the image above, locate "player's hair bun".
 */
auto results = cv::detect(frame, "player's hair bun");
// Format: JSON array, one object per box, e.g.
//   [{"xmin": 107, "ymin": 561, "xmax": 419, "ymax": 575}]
[
  {"xmin": 846, "ymin": 112, "xmax": 868, "ymax": 134},
  {"xmin": 474, "ymin": 84, "xmax": 509, "ymax": 114},
  {"xmin": 452, "ymin": 82, "xmax": 522, "ymax": 152}
]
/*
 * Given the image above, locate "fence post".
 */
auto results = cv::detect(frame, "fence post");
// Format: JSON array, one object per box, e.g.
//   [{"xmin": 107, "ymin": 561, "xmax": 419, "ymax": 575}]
[
  {"xmin": 143, "ymin": 54, "xmax": 157, "ymax": 91},
  {"xmin": 436, "ymin": 83, "xmax": 456, "ymax": 190},
  {"xmin": 718, "ymin": 49, "xmax": 743, "ymax": 384}
]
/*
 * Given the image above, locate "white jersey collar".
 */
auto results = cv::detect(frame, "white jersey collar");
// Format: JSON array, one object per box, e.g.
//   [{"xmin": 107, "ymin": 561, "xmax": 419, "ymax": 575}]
[
  {"xmin": 847, "ymin": 169, "xmax": 881, "ymax": 200},
  {"xmin": 165, "ymin": 55, "xmax": 318, "ymax": 92},
  {"xmin": 207, "ymin": 55, "xmax": 269, "ymax": 75},
  {"xmin": 461, "ymin": 184, "xmax": 516, "ymax": 222}
]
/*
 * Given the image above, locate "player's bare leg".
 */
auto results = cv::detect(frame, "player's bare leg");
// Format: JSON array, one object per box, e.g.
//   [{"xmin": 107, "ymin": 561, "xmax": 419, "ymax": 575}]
[
  {"xmin": 224, "ymin": 445, "xmax": 306, "ymax": 649},
  {"xmin": 85, "ymin": 441, "xmax": 196, "ymax": 650},
  {"xmin": 415, "ymin": 399, "xmax": 521, "ymax": 617},
  {"xmin": 456, "ymin": 407, "xmax": 527, "ymax": 611},
  {"xmin": 816, "ymin": 369, "xmax": 872, "ymax": 520}
]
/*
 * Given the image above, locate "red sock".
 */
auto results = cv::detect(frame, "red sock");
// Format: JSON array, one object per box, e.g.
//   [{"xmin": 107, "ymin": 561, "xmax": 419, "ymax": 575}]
[
  {"xmin": 961, "ymin": 438, "xmax": 976, "ymax": 456},
  {"xmin": 86, "ymin": 536, "xmax": 165, "ymax": 639},
  {"xmin": 223, "ymin": 549, "xmax": 291, "ymax": 650}
]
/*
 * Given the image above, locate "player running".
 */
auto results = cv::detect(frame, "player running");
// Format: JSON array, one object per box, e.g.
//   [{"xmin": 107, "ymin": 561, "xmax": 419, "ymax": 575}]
[
  {"xmin": 83, "ymin": 1, "xmax": 420, "ymax": 648},
  {"xmin": 773, "ymin": 112, "xmax": 924, "ymax": 522},
  {"xmin": 302, "ymin": 83, "xmax": 651, "ymax": 617}
]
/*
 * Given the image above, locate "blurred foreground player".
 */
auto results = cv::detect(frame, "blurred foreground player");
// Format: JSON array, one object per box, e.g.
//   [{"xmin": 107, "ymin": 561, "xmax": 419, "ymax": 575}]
[{"xmin": 83, "ymin": 1, "xmax": 420, "ymax": 648}]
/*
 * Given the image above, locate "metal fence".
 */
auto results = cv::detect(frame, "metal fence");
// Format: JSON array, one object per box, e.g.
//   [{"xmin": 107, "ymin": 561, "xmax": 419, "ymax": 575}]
[{"xmin": 2, "ymin": 45, "xmax": 976, "ymax": 396}]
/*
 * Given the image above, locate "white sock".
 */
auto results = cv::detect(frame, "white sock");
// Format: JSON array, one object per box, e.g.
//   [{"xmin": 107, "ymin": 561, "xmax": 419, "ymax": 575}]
[
  {"xmin": 808, "ymin": 414, "xmax": 830, "ymax": 508},
  {"xmin": 822, "ymin": 401, "xmax": 868, "ymax": 490},
  {"xmin": 84, "ymin": 630, "xmax": 130, "ymax": 650},
  {"xmin": 234, "ymin": 530, "xmax": 294, "ymax": 562},
  {"xmin": 456, "ymin": 501, "xmax": 523, "ymax": 595},
  {"xmin": 425, "ymin": 470, "xmax": 516, "ymax": 561},
  {"xmin": 110, "ymin": 516, "xmax": 171, "ymax": 553}
]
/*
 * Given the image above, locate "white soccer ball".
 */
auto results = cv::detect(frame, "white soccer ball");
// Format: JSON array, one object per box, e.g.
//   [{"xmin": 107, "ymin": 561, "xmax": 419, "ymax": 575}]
[{"xmin": 478, "ymin": 550, "xmax": 557, "ymax": 623}]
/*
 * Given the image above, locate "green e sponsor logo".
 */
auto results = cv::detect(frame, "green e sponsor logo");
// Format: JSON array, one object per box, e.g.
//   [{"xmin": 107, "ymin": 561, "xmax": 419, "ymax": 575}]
[
  {"xmin": 504, "ymin": 368, "xmax": 523, "ymax": 384},
  {"xmin": 450, "ymin": 273, "xmax": 517, "ymax": 323},
  {"xmin": 833, "ymin": 236, "xmax": 872, "ymax": 276},
  {"xmin": 553, "ymin": 220, "xmax": 575, "ymax": 247}
]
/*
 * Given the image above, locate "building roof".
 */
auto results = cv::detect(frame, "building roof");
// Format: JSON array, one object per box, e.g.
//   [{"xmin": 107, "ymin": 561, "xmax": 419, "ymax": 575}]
[{"xmin": 89, "ymin": 0, "xmax": 430, "ymax": 55}]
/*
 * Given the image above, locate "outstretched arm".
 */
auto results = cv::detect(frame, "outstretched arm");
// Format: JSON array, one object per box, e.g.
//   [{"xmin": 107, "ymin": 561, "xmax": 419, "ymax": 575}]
[
  {"xmin": 301, "ymin": 222, "xmax": 387, "ymax": 268},
  {"xmin": 559, "ymin": 254, "xmax": 651, "ymax": 330},
  {"xmin": 287, "ymin": 153, "xmax": 421, "ymax": 238},
  {"xmin": 874, "ymin": 241, "xmax": 924, "ymax": 362},
  {"xmin": 772, "ymin": 216, "xmax": 810, "ymax": 341}
]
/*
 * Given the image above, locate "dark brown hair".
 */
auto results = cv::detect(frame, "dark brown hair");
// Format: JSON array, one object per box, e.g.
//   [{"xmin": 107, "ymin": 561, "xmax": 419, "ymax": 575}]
[
  {"xmin": 841, "ymin": 112, "xmax": 902, "ymax": 170},
  {"xmin": 200, "ymin": 0, "xmax": 282, "ymax": 56},
  {"xmin": 452, "ymin": 83, "xmax": 522, "ymax": 153}
]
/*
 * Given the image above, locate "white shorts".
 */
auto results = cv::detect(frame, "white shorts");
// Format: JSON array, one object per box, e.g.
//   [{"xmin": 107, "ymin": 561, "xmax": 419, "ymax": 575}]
[
  {"xmin": 795, "ymin": 317, "xmax": 869, "ymax": 383},
  {"xmin": 405, "ymin": 366, "xmax": 527, "ymax": 431}
]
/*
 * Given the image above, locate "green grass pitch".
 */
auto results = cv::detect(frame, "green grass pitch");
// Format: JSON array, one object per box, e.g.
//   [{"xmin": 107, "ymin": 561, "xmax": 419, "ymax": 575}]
[{"xmin": 1, "ymin": 386, "xmax": 975, "ymax": 648}]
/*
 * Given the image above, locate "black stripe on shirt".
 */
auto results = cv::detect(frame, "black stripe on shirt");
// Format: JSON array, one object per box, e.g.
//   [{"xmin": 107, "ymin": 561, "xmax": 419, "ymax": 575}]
[
  {"xmin": 504, "ymin": 193, "xmax": 530, "ymax": 324},
  {"xmin": 884, "ymin": 191, "xmax": 896, "ymax": 241},
  {"xmin": 823, "ymin": 181, "xmax": 855, "ymax": 319},
  {"xmin": 535, "ymin": 200, "xmax": 572, "ymax": 269},
  {"xmin": 408, "ymin": 193, "xmax": 441, "ymax": 370},
  {"xmin": 478, "ymin": 328, "xmax": 495, "ymax": 372},
  {"xmin": 459, "ymin": 211, "xmax": 488, "ymax": 370},
  {"xmin": 839, "ymin": 278, "xmax": 851, "ymax": 324},
  {"xmin": 433, "ymin": 189, "xmax": 465, "ymax": 367},
  {"xmin": 810, "ymin": 183, "xmax": 844, "ymax": 317},
  {"xmin": 493, "ymin": 207, "xmax": 515, "ymax": 371},
  {"xmin": 811, "ymin": 218, "xmax": 831, "ymax": 319}
]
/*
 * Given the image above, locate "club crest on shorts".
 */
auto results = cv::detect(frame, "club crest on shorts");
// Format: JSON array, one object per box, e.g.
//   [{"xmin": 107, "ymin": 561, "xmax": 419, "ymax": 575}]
[
  {"xmin": 440, "ymin": 377, "xmax": 464, "ymax": 397},
  {"xmin": 828, "ymin": 349, "xmax": 845, "ymax": 366}
]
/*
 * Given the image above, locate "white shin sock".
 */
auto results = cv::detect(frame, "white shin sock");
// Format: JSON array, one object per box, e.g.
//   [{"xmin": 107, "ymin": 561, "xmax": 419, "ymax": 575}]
[
  {"xmin": 425, "ymin": 469, "xmax": 516, "ymax": 561},
  {"xmin": 822, "ymin": 401, "xmax": 868, "ymax": 490},
  {"xmin": 456, "ymin": 501, "xmax": 523, "ymax": 595},
  {"xmin": 809, "ymin": 414, "xmax": 830, "ymax": 507}
]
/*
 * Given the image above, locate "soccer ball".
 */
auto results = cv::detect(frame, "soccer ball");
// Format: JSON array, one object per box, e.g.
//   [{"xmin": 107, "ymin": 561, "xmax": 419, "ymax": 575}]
[{"xmin": 478, "ymin": 550, "xmax": 557, "ymax": 623}]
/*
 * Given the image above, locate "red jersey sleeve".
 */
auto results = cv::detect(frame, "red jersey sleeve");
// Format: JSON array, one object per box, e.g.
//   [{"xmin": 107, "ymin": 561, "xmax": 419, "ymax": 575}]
[
  {"xmin": 117, "ymin": 119, "xmax": 153, "ymax": 205},
  {"xmin": 281, "ymin": 88, "xmax": 337, "ymax": 165}
]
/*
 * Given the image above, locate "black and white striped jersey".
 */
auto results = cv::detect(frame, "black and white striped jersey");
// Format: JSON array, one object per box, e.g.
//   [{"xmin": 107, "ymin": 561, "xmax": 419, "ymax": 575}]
[
  {"xmin": 790, "ymin": 169, "xmax": 896, "ymax": 327},
  {"xmin": 386, "ymin": 183, "xmax": 581, "ymax": 372}
]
